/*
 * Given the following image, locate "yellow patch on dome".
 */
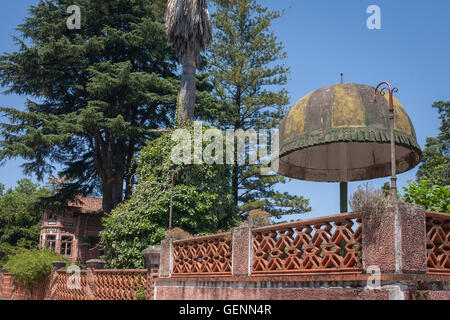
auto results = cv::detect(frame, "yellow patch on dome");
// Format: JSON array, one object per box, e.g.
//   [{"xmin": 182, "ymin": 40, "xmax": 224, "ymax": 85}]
[
  {"xmin": 284, "ymin": 92, "xmax": 312, "ymax": 138},
  {"xmin": 332, "ymin": 84, "xmax": 365, "ymax": 128},
  {"xmin": 383, "ymin": 95, "xmax": 412, "ymax": 135}
]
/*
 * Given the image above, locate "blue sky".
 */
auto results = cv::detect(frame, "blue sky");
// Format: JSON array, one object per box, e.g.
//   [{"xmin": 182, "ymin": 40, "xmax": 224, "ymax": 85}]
[{"xmin": 1, "ymin": 1, "xmax": 449, "ymax": 219}]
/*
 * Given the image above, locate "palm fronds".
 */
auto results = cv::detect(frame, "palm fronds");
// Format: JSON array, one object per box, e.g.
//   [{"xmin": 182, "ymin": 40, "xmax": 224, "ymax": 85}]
[{"xmin": 165, "ymin": 0, "xmax": 212, "ymax": 61}]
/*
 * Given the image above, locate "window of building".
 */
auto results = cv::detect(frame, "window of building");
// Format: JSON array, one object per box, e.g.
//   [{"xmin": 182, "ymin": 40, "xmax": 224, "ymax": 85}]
[
  {"xmin": 47, "ymin": 212, "xmax": 58, "ymax": 225},
  {"xmin": 60, "ymin": 236, "xmax": 73, "ymax": 257},
  {"xmin": 46, "ymin": 235, "xmax": 56, "ymax": 251}
]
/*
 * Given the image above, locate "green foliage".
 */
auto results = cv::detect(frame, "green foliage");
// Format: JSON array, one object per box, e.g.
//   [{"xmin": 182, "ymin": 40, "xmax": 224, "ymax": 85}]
[
  {"xmin": 135, "ymin": 284, "xmax": 146, "ymax": 300},
  {"xmin": 0, "ymin": 179, "xmax": 51, "ymax": 267},
  {"xmin": 204, "ymin": 0, "xmax": 311, "ymax": 218},
  {"xmin": 100, "ymin": 128, "xmax": 237, "ymax": 268},
  {"xmin": 165, "ymin": 227, "xmax": 192, "ymax": 240},
  {"xmin": 246, "ymin": 209, "xmax": 271, "ymax": 227},
  {"xmin": 417, "ymin": 101, "xmax": 449, "ymax": 186},
  {"xmin": 134, "ymin": 273, "xmax": 146, "ymax": 300},
  {"xmin": 3, "ymin": 248, "xmax": 69, "ymax": 285},
  {"xmin": 401, "ymin": 180, "xmax": 450, "ymax": 213},
  {"xmin": 0, "ymin": 0, "xmax": 215, "ymax": 212}
]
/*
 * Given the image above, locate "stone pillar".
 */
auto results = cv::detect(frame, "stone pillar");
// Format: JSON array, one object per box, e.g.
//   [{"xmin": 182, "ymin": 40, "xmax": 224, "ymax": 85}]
[
  {"xmin": 142, "ymin": 245, "xmax": 161, "ymax": 300},
  {"xmin": 232, "ymin": 226, "xmax": 252, "ymax": 277},
  {"xmin": 362, "ymin": 202, "xmax": 427, "ymax": 274},
  {"xmin": 86, "ymin": 259, "xmax": 106, "ymax": 270},
  {"xmin": 159, "ymin": 238, "xmax": 173, "ymax": 278}
]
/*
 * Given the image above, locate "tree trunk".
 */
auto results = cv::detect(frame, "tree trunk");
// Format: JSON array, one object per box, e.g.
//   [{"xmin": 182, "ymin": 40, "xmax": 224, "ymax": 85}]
[
  {"xmin": 232, "ymin": 162, "xmax": 239, "ymax": 207},
  {"xmin": 102, "ymin": 181, "xmax": 114, "ymax": 214},
  {"xmin": 178, "ymin": 47, "xmax": 197, "ymax": 125}
]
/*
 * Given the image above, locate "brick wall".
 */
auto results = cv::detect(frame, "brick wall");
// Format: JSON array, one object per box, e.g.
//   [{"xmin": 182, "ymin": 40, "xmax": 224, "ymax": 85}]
[{"xmin": 0, "ymin": 272, "xmax": 49, "ymax": 300}]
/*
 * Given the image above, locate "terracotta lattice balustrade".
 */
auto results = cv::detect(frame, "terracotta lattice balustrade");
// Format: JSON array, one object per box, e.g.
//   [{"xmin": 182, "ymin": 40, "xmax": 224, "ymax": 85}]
[
  {"xmin": 50, "ymin": 269, "xmax": 148, "ymax": 300},
  {"xmin": 172, "ymin": 233, "xmax": 232, "ymax": 276},
  {"xmin": 426, "ymin": 211, "xmax": 450, "ymax": 274},
  {"xmin": 252, "ymin": 213, "xmax": 362, "ymax": 275}
]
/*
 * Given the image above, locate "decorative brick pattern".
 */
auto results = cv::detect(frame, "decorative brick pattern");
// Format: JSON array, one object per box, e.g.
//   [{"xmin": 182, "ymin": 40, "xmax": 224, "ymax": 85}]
[
  {"xmin": 93, "ymin": 270, "xmax": 148, "ymax": 300},
  {"xmin": 51, "ymin": 271, "xmax": 89, "ymax": 300},
  {"xmin": 252, "ymin": 213, "xmax": 362, "ymax": 274},
  {"xmin": 50, "ymin": 269, "xmax": 149, "ymax": 300},
  {"xmin": 1, "ymin": 268, "xmax": 156, "ymax": 300},
  {"xmin": 172, "ymin": 234, "xmax": 232, "ymax": 276},
  {"xmin": 426, "ymin": 211, "xmax": 450, "ymax": 274}
]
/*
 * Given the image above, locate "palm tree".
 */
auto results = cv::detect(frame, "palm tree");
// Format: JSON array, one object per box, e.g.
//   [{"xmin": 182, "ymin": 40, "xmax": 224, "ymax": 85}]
[
  {"xmin": 165, "ymin": 0, "xmax": 212, "ymax": 125},
  {"xmin": 47, "ymin": 174, "xmax": 69, "ymax": 195}
]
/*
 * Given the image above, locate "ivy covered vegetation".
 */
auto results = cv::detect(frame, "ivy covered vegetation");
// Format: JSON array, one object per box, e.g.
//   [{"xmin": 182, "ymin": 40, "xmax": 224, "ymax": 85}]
[{"xmin": 100, "ymin": 128, "xmax": 237, "ymax": 268}]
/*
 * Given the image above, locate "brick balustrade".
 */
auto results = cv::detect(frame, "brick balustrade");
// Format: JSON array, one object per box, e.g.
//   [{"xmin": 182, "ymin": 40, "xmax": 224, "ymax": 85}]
[
  {"xmin": 172, "ymin": 233, "xmax": 232, "ymax": 276},
  {"xmin": 1, "ymin": 203, "xmax": 449, "ymax": 300},
  {"xmin": 50, "ymin": 269, "xmax": 149, "ymax": 300},
  {"xmin": 155, "ymin": 203, "xmax": 450, "ymax": 300},
  {"xmin": 251, "ymin": 213, "xmax": 362, "ymax": 275},
  {"xmin": 163, "ymin": 207, "xmax": 450, "ymax": 278},
  {"xmin": 0, "ymin": 268, "xmax": 157, "ymax": 300},
  {"xmin": 426, "ymin": 211, "xmax": 450, "ymax": 274}
]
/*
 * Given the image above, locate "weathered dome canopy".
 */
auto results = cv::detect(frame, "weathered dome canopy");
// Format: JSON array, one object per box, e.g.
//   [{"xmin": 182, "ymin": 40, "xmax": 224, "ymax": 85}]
[{"xmin": 275, "ymin": 83, "xmax": 422, "ymax": 182}]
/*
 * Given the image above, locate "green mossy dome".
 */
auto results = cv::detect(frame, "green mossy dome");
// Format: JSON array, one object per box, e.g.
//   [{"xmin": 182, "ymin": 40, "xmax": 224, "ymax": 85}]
[{"xmin": 276, "ymin": 83, "xmax": 422, "ymax": 182}]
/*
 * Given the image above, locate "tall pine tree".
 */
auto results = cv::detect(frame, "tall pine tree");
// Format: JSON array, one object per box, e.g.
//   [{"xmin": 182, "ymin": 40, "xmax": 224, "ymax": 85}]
[
  {"xmin": 0, "ymin": 0, "xmax": 207, "ymax": 212},
  {"xmin": 416, "ymin": 101, "xmax": 449, "ymax": 186},
  {"xmin": 206, "ymin": 0, "xmax": 310, "ymax": 218}
]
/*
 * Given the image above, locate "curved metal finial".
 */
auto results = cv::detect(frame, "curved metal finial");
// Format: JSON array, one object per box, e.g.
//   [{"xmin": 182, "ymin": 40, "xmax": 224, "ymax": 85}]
[{"xmin": 373, "ymin": 81, "xmax": 393, "ymax": 102}]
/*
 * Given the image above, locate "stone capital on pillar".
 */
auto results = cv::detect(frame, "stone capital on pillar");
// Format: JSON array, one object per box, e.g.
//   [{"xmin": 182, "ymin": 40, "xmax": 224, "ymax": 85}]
[
  {"xmin": 232, "ymin": 226, "xmax": 252, "ymax": 277},
  {"xmin": 362, "ymin": 202, "xmax": 427, "ymax": 274},
  {"xmin": 52, "ymin": 260, "xmax": 67, "ymax": 270},
  {"xmin": 86, "ymin": 259, "xmax": 106, "ymax": 270},
  {"xmin": 142, "ymin": 245, "xmax": 161, "ymax": 269}
]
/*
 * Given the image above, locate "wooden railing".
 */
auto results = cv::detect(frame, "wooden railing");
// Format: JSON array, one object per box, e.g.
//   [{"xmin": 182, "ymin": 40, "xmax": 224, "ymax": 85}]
[
  {"xmin": 426, "ymin": 211, "xmax": 450, "ymax": 274},
  {"xmin": 252, "ymin": 213, "xmax": 362, "ymax": 275}
]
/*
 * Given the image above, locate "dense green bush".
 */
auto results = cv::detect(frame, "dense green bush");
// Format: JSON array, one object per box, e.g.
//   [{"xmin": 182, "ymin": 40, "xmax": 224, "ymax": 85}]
[
  {"xmin": 100, "ymin": 128, "xmax": 238, "ymax": 269},
  {"xmin": 401, "ymin": 180, "xmax": 450, "ymax": 213},
  {"xmin": 3, "ymin": 249, "xmax": 69, "ymax": 285},
  {"xmin": 0, "ymin": 179, "xmax": 51, "ymax": 267}
]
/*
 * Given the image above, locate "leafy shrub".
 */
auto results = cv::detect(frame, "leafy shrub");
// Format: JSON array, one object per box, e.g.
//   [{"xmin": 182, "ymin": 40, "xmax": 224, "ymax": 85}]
[
  {"xmin": 135, "ymin": 284, "xmax": 146, "ymax": 300},
  {"xmin": 100, "ymin": 128, "xmax": 237, "ymax": 269},
  {"xmin": 401, "ymin": 180, "xmax": 450, "ymax": 213},
  {"xmin": 349, "ymin": 183, "xmax": 389, "ymax": 218},
  {"xmin": 165, "ymin": 227, "xmax": 192, "ymax": 240},
  {"xmin": 0, "ymin": 179, "xmax": 51, "ymax": 267},
  {"xmin": 3, "ymin": 248, "xmax": 69, "ymax": 285},
  {"xmin": 246, "ymin": 209, "xmax": 271, "ymax": 227}
]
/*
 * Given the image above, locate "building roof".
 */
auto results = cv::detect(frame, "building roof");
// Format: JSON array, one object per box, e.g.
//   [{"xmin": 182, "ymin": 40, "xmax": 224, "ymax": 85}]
[{"xmin": 67, "ymin": 196, "xmax": 103, "ymax": 214}]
